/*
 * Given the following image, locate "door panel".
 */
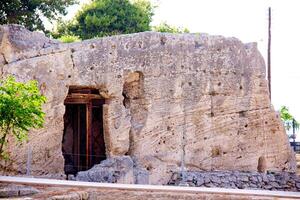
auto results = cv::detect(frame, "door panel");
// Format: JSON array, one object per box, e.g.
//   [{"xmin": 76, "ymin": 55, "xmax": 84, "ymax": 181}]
[{"xmin": 62, "ymin": 93, "xmax": 106, "ymax": 175}]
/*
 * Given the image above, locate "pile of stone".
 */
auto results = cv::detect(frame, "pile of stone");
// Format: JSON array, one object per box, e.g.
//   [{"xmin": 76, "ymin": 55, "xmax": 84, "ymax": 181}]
[
  {"xmin": 0, "ymin": 184, "xmax": 39, "ymax": 198},
  {"xmin": 168, "ymin": 171, "xmax": 300, "ymax": 192},
  {"xmin": 76, "ymin": 156, "xmax": 149, "ymax": 184}
]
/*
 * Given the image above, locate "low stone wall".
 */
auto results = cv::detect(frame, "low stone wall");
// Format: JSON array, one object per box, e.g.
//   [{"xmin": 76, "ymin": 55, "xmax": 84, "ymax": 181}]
[{"xmin": 168, "ymin": 171, "xmax": 300, "ymax": 192}]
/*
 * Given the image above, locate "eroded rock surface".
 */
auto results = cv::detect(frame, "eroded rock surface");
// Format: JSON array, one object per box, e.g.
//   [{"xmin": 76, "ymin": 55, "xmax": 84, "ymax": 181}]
[
  {"xmin": 0, "ymin": 25, "xmax": 296, "ymax": 184},
  {"xmin": 75, "ymin": 156, "xmax": 149, "ymax": 184}
]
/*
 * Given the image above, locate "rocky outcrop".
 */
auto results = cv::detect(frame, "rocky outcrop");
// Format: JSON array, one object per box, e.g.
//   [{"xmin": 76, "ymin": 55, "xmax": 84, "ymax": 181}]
[
  {"xmin": 169, "ymin": 170, "xmax": 300, "ymax": 192},
  {"xmin": 0, "ymin": 184, "xmax": 39, "ymax": 198},
  {"xmin": 0, "ymin": 25, "xmax": 296, "ymax": 184},
  {"xmin": 0, "ymin": 24, "xmax": 59, "ymax": 64},
  {"xmin": 75, "ymin": 156, "xmax": 149, "ymax": 184}
]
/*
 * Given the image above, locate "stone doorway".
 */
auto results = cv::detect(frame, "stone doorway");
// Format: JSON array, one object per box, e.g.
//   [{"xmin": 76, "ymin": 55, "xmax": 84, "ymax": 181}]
[{"xmin": 62, "ymin": 87, "xmax": 106, "ymax": 175}]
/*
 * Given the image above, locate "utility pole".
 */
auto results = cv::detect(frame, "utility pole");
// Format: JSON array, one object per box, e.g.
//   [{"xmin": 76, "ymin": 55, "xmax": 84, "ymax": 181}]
[
  {"xmin": 268, "ymin": 7, "xmax": 272, "ymax": 100},
  {"xmin": 292, "ymin": 119, "xmax": 296, "ymax": 144}
]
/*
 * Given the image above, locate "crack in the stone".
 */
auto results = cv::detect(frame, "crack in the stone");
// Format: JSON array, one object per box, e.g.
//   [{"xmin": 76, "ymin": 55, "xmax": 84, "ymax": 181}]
[
  {"xmin": 4, "ymin": 49, "xmax": 68, "ymax": 65},
  {"xmin": 1, "ymin": 52, "xmax": 8, "ymax": 65},
  {"xmin": 225, "ymin": 106, "xmax": 271, "ymax": 117},
  {"xmin": 70, "ymin": 51, "xmax": 76, "ymax": 69},
  {"xmin": 0, "ymin": 53, "xmax": 7, "ymax": 77}
]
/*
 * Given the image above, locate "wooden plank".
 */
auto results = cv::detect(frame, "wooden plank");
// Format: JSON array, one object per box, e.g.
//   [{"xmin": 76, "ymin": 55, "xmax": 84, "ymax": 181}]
[
  {"xmin": 86, "ymin": 102, "xmax": 92, "ymax": 169},
  {"xmin": 64, "ymin": 98, "xmax": 90, "ymax": 104},
  {"xmin": 67, "ymin": 94, "xmax": 102, "ymax": 99},
  {"xmin": 64, "ymin": 94, "xmax": 102, "ymax": 104},
  {"xmin": 77, "ymin": 105, "xmax": 81, "ymax": 171},
  {"xmin": 68, "ymin": 88, "xmax": 99, "ymax": 94},
  {"xmin": 72, "ymin": 105, "xmax": 78, "ymax": 173},
  {"xmin": 0, "ymin": 176, "xmax": 299, "ymax": 198}
]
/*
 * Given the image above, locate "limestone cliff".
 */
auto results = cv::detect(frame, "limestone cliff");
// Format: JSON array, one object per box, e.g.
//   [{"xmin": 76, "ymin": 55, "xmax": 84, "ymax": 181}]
[{"xmin": 0, "ymin": 25, "xmax": 296, "ymax": 184}]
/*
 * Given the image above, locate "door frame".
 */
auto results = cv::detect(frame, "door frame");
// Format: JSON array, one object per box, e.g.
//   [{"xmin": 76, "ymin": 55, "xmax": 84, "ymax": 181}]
[{"xmin": 63, "ymin": 87, "xmax": 106, "ymax": 173}]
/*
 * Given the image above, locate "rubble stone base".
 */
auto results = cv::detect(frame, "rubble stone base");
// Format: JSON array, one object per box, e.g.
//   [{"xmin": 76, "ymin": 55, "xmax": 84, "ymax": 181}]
[{"xmin": 169, "ymin": 170, "xmax": 300, "ymax": 192}]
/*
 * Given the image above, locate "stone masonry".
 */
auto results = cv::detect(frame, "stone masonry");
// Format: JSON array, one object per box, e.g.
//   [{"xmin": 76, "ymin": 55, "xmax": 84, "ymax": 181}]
[
  {"xmin": 169, "ymin": 171, "xmax": 300, "ymax": 192},
  {"xmin": 0, "ymin": 25, "xmax": 296, "ymax": 185}
]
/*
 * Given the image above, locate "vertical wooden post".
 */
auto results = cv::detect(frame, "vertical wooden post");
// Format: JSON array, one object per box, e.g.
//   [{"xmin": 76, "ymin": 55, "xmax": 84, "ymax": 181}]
[
  {"xmin": 77, "ymin": 106, "xmax": 80, "ymax": 171},
  {"xmin": 268, "ymin": 7, "xmax": 272, "ymax": 100},
  {"xmin": 293, "ymin": 118, "xmax": 296, "ymax": 144},
  {"xmin": 86, "ymin": 101, "xmax": 93, "ymax": 169}
]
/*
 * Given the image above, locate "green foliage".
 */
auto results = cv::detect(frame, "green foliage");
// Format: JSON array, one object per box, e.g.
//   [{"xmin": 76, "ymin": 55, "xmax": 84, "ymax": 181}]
[
  {"xmin": 280, "ymin": 106, "xmax": 293, "ymax": 122},
  {"xmin": 58, "ymin": 35, "xmax": 81, "ymax": 43},
  {"xmin": 153, "ymin": 22, "xmax": 189, "ymax": 33},
  {"xmin": 279, "ymin": 106, "xmax": 299, "ymax": 135},
  {"xmin": 53, "ymin": 0, "xmax": 154, "ymax": 39},
  {"xmin": 0, "ymin": 76, "xmax": 46, "ymax": 159},
  {"xmin": 0, "ymin": 0, "xmax": 78, "ymax": 32}
]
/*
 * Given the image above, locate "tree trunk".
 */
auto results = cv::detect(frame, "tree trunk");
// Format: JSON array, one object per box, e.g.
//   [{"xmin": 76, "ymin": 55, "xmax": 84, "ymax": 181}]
[{"xmin": 0, "ymin": 124, "xmax": 10, "ymax": 157}]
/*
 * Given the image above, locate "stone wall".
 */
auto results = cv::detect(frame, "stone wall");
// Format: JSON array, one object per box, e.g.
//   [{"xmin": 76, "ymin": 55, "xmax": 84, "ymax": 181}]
[
  {"xmin": 169, "ymin": 171, "xmax": 300, "ymax": 192},
  {"xmin": 1, "ymin": 179, "xmax": 299, "ymax": 199},
  {"xmin": 0, "ymin": 25, "xmax": 296, "ymax": 184}
]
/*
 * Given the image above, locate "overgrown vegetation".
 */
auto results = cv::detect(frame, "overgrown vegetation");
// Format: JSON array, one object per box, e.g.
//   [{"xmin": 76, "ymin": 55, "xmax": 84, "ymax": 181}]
[
  {"xmin": 153, "ymin": 22, "xmax": 189, "ymax": 33},
  {"xmin": 0, "ymin": 0, "xmax": 77, "ymax": 32},
  {"xmin": 1, "ymin": 0, "xmax": 191, "ymax": 41},
  {"xmin": 58, "ymin": 35, "xmax": 81, "ymax": 43},
  {"xmin": 0, "ymin": 76, "xmax": 46, "ymax": 159},
  {"xmin": 53, "ymin": 0, "xmax": 154, "ymax": 39},
  {"xmin": 52, "ymin": 0, "xmax": 191, "ymax": 40},
  {"xmin": 279, "ymin": 106, "xmax": 299, "ymax": 140}
]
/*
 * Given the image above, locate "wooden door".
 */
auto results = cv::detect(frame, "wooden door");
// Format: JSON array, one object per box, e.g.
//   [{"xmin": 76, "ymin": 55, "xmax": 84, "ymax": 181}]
[{"xmin": 62, "ymin": 88, "xmax": 106, "ymax": 175}]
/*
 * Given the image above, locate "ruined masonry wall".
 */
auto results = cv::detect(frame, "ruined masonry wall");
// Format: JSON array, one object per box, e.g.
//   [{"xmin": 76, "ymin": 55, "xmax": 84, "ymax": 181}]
[
  {"xmin": 169, "ymin": 171, "xmax": 300, "ymax": 192},
  {"xmin": 0, "ymin": 25, "xmax": 296, "ymax": 184}
]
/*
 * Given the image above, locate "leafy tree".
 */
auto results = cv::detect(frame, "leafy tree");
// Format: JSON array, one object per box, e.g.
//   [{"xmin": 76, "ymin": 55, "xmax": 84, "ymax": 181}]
[
  {"xmin": 53, "ymin": 0, "xmax": 154, "ymax": 39},
  {"xmin": 0, "ymin": 0, "xmax": 78, "ymax": 32},
  {"xmin": 279, "ymin": 106, "xmax": 299, "ymax": 141},
  {"xmin": 153, "ymin": 22, "xmax": 189, "ymax": 33},
  {"xmin": 0, "ymin": 76, "xmax": 46, "ymax": 159}
]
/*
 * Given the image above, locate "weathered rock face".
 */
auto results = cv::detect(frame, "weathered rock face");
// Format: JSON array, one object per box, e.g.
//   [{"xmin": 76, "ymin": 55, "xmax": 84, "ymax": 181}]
[
  {"xmin": 0, "ymin": 25, "xmax": 296, "ymax": 184},
  {"xmin": 75, "ymin": 156, "xmax": 149, "ymax": 184}
]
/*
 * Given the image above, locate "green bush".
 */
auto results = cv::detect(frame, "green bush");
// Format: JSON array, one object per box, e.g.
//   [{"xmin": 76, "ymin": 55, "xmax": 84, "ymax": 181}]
[
  {"xmin": 53, "ymin": 0, "xmax": 154, "ymax": 39},
  {"xmin": 58, "ymin": 35, "xmax": 81, "ymax": 43},
  {"xmin": 153, "ymin": 22, "xmax": 189, "ymax": 33},
  {"xmin": 0, "ymin": 76, "xmax": 46, "ymax": 159},
  {"xmin": 0, "ymin": 0, "xmax": 77, "ymax": 33}
]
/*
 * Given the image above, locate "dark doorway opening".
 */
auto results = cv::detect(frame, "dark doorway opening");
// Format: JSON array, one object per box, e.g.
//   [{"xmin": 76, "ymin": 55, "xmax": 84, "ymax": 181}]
[{"xmin": 62, "ymin": 87, "xmax": 106, "ymax": 175}]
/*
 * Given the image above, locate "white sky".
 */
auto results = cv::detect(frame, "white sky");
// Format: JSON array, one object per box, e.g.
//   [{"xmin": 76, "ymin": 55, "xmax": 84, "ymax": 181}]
[{"xmin": 64, "ymin": 0, "xmax": 300, "ymax": 137}]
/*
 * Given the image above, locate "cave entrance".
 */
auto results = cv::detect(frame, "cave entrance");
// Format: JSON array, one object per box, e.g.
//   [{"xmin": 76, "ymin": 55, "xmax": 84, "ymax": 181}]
[{"xmin": 62, "ymin": 87, "xmax": 106, "ymax": 175}]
